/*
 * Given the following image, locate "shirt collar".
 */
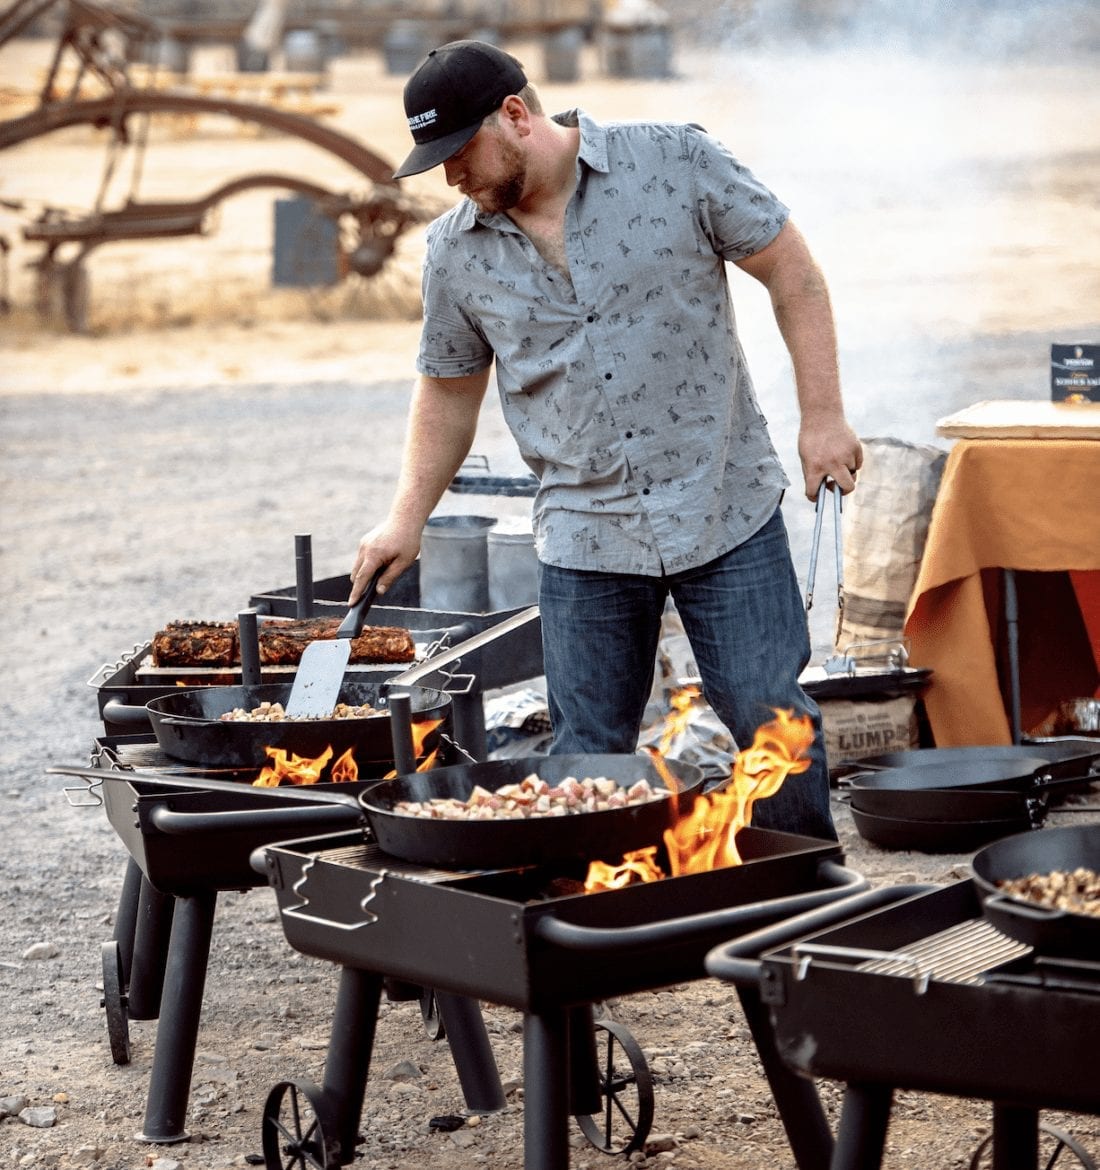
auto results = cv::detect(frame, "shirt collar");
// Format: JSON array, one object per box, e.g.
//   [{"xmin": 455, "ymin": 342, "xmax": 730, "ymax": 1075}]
[{"xmin": 452, "ymin": 108, "xmax": 608, "ymax": 233}]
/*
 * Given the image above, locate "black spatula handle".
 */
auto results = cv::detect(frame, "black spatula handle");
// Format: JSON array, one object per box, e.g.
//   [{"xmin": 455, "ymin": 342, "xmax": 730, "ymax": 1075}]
[{"xmin": 337, "ymin": 567, "xmax": 383, "ymax": 639}]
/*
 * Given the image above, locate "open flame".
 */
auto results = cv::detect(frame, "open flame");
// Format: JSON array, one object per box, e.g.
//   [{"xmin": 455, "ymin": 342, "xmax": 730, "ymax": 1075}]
[
  {"xmin": 253, "ymin": 745, "xmax": 356, "ymax": 787},
  {"xmin": 584, "ymin": 707, "xmax": 814, "ymax": 890},
  {"xmin": 250, "ymin": 717, "xmax": 445, "ymax": 787},
  {"xmin": 382, "ymin": 717, "xmax": 443, "ymax": 778}
]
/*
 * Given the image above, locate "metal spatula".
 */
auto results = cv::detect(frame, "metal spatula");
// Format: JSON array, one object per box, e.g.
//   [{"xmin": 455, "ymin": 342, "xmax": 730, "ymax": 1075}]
[{"xmin": 284, "ymin": 568, "xmax": 383, "ymax": 719}]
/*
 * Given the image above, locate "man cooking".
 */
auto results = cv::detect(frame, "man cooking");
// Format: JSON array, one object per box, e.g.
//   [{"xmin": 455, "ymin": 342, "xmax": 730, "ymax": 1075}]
[{"xmin": 349, "ymin": 40, "xmax": 862, "ymax": 841}]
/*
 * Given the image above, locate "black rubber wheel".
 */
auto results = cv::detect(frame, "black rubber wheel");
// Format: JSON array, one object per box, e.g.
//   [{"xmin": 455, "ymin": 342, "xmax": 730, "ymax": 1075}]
[
  {"xmin": 968, "ymin": 1121, "xmax": 1098, "ymax": 1170},
  {"xmin": 574, "ymin": 1018, "xmax": 655, "ymax": 1155},
  {"xmin": 262, "ymin": 1080, "xmax": 338, "ymax": 1170},
  {"xmin": 420, "ymin": 988, "xmax": 446, "ymax": 1041},
  {"xmin": 100, "ymin": 940, "xmax": 130, "ymax": 1065}
]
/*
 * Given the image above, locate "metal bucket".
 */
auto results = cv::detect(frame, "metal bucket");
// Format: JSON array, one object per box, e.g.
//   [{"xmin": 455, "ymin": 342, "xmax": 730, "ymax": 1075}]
[
  {"xmin": 383, "ymin": 20, "xmax": 430, "ymax": 76},
  {"xmin": 488, "ymin": 518, "xmax": 539, "ymax": 610},
  {"xmin": 602, "ymin": 23, "xmax": 673, "ymax": 79},
  {"xmin": 283, "ymin": 28, "xmax": 326, "ymax": 74},
  {"xmin": 419, "ymin": 515, "xmax": 495, "ymax": 613},
  {"xmin": 543, "ymin": 26, "xmax": 583, "ymax": 83}
]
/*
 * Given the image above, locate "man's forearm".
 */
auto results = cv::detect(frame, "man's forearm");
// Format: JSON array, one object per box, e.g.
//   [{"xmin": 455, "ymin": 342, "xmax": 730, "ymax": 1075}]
[{"xmin": 388, "ymin": 371, "xmax": 489, "ymax": 531}]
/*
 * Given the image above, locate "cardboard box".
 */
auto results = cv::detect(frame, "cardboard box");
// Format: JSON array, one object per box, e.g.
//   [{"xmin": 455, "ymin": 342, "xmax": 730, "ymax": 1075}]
[{"xmin": 1051, "ymin": 343, "xmax": 1100, "ymax": 402}]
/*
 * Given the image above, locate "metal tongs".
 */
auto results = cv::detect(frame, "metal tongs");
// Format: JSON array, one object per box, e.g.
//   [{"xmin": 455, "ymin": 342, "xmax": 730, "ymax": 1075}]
[{"xmin": 805, "ymin": 480, "xmax": 847, "ymax": 670}]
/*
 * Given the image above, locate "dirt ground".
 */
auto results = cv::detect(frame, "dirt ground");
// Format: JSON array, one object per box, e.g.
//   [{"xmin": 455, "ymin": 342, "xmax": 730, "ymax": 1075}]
[{"xmin": 2, "ymin": 17, "xmax": 1099, "ymax": 1170}]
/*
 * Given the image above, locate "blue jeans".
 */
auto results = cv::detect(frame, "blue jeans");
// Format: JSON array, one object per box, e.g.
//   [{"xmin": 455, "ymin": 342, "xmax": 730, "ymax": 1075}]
[{"xmin": 538, "ymin": 507, "xmax": 836, "ymax": 841}]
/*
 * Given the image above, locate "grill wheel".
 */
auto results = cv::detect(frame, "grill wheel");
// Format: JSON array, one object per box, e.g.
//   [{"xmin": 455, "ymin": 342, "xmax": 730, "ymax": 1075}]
[
  {"xmin": 262, "ymin": 1080, "xmax": 339, "ymax": 1170},
  {"xmin": 99, "ymin": 941, "xmax": 130, "ymax": 1066},
  {"xmin": 574, "ymin": 1018, "xmax": 655, "ymax": 1155},
  {"xmin": 968, "ymin": 1123, "xmax": 1098, "ymax": 1170}
]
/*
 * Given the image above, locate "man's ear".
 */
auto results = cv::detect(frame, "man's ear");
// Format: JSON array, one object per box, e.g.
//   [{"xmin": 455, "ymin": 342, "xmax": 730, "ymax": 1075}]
[{"xmin": 499, "ymin": 94, "xmax": 530, "ymax": 134}]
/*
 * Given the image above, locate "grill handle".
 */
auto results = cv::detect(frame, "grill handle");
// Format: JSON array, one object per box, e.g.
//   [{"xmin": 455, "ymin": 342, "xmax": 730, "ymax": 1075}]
[
  {"xmin": 532, "ymin": 860, "xmax": 867, "ymax": 956},
  {"xmin": 148, "ymin": 802, "xmax": 363, "ymax": 837},
  {"xmin": 100, "ymin": 698, "xmax": 154, "ymax": 728},
  {"xmin": 703, "ymin": 882, "xmax": 935, "ymax": 987}
]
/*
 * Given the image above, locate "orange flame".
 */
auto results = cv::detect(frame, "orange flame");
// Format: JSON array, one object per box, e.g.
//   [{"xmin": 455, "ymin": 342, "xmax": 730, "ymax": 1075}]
[
  {"xmin": 253, "ymin": 745, "xmax": 340, "ymax": 787},
  {"xmin": 656, "ymin": 684, "xmax": 702, "ymax": 756},
  {"xmin": 664, "ymin": 708, "xmax": 813, "ymax": 874},
  {"xmin": 382, "ymin": 717, "xmax": 444, "ymax": 778},
  {"xmin": 583, "ymin": 708, "xmax": 814, "ymax": 888},
  {"xmin": 584, "ymin": 846, "xmax": 665, "ymax": 892}
]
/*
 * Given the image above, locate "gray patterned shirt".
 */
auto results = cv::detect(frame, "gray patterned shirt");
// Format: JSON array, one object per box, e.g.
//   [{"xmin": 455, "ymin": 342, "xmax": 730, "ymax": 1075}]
[{"xmin": 417, "ymin": 109, "xmax": 791, "ymax": 575}]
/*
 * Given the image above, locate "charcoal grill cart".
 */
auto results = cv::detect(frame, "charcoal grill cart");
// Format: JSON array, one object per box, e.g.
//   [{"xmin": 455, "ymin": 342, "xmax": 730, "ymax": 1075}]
[
  {"xmin": 63, "ymin": 733, "xmax": 505, "ymax": 1147},
  {"xmin": 707, "ymin": 881, "xmax": 1100, "ymax": 1170},
  {"xmin": 257, "ymin": 827, "xmax": 867, "ymax": 1170}
]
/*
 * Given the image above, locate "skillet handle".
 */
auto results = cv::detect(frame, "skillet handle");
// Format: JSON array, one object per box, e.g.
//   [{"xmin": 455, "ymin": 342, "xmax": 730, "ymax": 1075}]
[
  {"xmin": 984, "ymin": 892, "xmax": 1071, "ymax": 925},
  {"xmin": 337, "ymin": 568, "xmax": 382, "ymax": 639}
]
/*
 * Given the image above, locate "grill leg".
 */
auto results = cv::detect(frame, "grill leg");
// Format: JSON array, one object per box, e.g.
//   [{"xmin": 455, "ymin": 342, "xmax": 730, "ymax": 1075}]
[
  {"xmin": 991, "ymin": 1104, "xmax": 1038, "ymax": 1170},
  {"xmin": 113, "ymin": 858, "xmax": 143, "ymax": 984},
  {"xmin": 136, "ymin": 891, "xmax": 217, "ymax": 1144},
  {"xmin": 434, "ymin": 992, "xmax": 506, "ymax": 1113},
  {"xmin": 523, "ymin": 1008, "xmax": 571, "ymax": 1170},
  {"xmin": 126, "ymin": 877, "xmax": 175, "ymax": 1021},
  {"xmin": 566, "ymin": 1005, "xmax": 602, "ymax": 1117},
  {"xmin": 829, "ymin": 1083, "xmax": 893, "ymax": 1170},
  {"xmin": 321, "ymin": 967, "xmax": 384, "ymax": 1166},
  {"xmin": 737, "ymin": 986, "xmax": 834, "ymax": 1170}
]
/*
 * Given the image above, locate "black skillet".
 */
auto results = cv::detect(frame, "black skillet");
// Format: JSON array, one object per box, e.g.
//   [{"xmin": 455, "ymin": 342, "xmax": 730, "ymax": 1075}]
[
  {"xmin": 52, "ymin": 753, "xmax": 704, "ymax": 872},
  {"xmin": 358, "ymin": 754, "xmax": 705, "ymax": 870},
  {"xmin": 970, "ymin": 822, "xmax": 1100, "ymax": 958},
  {"xmin": 144, "ymin": 680, "xmax": 451, "ymax": 771}
]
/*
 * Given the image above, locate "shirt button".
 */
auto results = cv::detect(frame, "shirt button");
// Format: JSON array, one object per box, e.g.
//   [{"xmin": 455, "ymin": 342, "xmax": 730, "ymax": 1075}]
[
  {"xmin": 586, "ymin": 314, "xmax": 596, "ymax": 323},
  {"xmin": 642, "ymin": 488, "xmax": 651, "ymax": 495},
  {"xmin": 604, "ymin": 372, "xmax": 613, "ymax": 381},
  {"xmin": 625, "ymin": 431, "xmax": 633, "ymax": 438}
]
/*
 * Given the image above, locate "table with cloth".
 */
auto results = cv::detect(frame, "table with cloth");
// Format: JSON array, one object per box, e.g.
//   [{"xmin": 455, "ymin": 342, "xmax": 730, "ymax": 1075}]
[{"xmin": 904, "ymin": 417, "xmax": 1100, "ymax": 746}]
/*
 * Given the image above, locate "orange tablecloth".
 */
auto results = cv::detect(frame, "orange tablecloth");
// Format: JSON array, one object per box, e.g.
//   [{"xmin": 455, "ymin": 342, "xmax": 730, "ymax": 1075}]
[{"xmin": 904, "ymin": 438, "xmax": 1100, "ymax": 745}]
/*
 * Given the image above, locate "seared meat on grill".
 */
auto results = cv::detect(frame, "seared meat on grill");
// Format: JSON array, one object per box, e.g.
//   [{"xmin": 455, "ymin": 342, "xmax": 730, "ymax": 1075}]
[
  {"xmin": 151, "ymin": 618, "xmax": 416, "ymax": 667},
  {"xmin": 152, "ymin": 621, "xmax": 238, "ymax": 667},
  {"xmin": 259, "ymin": 619, "xmax": 416, "ymax": 665}
]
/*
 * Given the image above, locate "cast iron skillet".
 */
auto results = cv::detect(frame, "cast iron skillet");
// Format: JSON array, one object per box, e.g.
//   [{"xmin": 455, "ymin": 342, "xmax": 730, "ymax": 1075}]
[
  {"xmin": 358, "ymin": 754, "xmax": 704, "ymax": 870},
  {"xmin": 848, "ymin": 805, "xmax": 1033, "ymax": 854},
  {"xmin": 144, "ymin": 680, "xmax": 451, "ymax": 771},
  {"xmin": 845, "ymin": 741, "xmax": 1100, "ymax": 782},
  {"xmin": 845, "ymin": 782, "xmax": 1044, "ymax": 824},
  {"xmin": 838, "ymin": 757, "xmax": 1054, "ymax": 794},
  {"xmin": 970, "ymin": 822, "xmax": 1100, "ymax": 958}
]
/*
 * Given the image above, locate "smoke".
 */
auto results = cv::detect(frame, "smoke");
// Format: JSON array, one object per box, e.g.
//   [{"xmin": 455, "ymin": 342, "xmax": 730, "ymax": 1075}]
[{"xmin": 692, "ymin": 0, "xmax": 1100, "ymax": 59}]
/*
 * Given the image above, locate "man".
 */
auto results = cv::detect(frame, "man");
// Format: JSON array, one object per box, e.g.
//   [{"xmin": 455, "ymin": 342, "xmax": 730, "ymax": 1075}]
[{"xmin": 350, "ymin": 40, "xmax": 862, "ymax": 840}]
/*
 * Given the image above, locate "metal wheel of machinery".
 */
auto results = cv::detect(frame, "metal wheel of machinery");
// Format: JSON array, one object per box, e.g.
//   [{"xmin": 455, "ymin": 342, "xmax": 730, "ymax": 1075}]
[
  {"xmin": 262, "ymin": 1080, "xmax": 339, "ymax": 1170},
  {"xmin": 574, "ymin": 1018, "xmax": 655, "ymax": 1155}
]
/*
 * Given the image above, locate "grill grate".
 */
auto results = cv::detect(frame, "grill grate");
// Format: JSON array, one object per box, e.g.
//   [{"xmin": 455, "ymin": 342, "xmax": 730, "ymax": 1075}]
[
  {"xmin": 857, "ymin": 919, "xmax": 1030, "ymax": 986},
  {"xmin": 311, "ymin": 840, "xmax": 505, "ymax": 884}
]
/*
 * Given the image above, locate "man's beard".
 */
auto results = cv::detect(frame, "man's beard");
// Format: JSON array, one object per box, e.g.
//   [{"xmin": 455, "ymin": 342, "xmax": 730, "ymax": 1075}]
[{"xmin": 468, "ymin": 140, "xmax": 527, "ymax": 214}]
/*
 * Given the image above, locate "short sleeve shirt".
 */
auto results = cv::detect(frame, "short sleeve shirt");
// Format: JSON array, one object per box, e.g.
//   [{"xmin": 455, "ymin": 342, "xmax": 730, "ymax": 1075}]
[{"xmin": 417, "ymin": 109, "xmax": 791, "ymax": 576}]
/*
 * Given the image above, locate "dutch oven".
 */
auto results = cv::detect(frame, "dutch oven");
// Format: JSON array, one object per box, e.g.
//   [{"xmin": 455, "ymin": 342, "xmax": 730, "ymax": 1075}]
[{"xmin": 970, "ymin": 822, "xmax": 1100, "ymax": 958}]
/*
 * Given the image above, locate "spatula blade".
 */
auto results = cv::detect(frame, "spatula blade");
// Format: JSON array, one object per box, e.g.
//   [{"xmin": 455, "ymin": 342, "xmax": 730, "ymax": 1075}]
[{"xmin": 284, "ymin": 638, "xmax": 353, "ymax": 719}]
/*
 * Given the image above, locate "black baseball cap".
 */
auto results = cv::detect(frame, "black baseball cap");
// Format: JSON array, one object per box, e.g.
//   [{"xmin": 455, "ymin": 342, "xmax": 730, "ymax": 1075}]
[{"xmin": 393, "ymin": 40, "xmax": 528, "ymax": 179}]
